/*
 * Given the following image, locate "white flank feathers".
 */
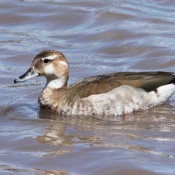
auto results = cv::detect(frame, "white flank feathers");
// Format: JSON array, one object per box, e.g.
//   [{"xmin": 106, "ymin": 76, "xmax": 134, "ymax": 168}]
[{"xmin": 71, "ymin": 84, "xmax": 175, "ymax": 116}]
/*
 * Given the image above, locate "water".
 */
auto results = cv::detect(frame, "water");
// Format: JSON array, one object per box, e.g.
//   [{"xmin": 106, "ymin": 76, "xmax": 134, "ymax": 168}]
[{"xmin": 1, "ymin": 0, "xmax": 175, "ymax": 174}]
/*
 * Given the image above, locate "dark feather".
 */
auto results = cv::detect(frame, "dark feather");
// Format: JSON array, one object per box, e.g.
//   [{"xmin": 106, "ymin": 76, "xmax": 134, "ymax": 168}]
[{"xmin": 69, "ymin": 71, "xmax": 175, "ymax": 98}]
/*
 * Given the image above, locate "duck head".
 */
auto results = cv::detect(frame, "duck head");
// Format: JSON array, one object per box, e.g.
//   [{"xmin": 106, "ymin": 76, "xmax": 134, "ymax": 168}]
[{"xmin": 14, "ymin": 50, "xmax": 69, "ymax": 89}]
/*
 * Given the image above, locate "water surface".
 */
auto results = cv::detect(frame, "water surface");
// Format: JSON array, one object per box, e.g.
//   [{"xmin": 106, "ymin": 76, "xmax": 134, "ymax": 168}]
[{"xmin": 0, "ymin": 0, "xmax": 175, "ymax": 174}]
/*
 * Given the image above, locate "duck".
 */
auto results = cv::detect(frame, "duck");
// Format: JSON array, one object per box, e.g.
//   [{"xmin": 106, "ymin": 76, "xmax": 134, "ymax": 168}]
[{"xmin": 14, "ymin": 50, "xmax": 175, "ymax": 116}]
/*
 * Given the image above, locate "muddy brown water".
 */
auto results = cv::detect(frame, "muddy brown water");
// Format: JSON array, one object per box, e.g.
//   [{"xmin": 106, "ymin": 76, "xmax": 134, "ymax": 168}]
[{"xmin": 0, "ymin": 0, "xmax": 175, "ymax": 174}]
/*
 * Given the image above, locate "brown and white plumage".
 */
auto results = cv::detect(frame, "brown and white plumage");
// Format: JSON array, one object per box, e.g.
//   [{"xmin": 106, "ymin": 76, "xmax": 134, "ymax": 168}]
[{"xmin": 14, "ymin": 50, "xmax": 175, "ymax": 116}]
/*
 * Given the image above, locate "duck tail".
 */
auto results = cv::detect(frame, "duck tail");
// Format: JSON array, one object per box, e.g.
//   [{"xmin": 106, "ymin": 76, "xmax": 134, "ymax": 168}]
[{"xmin": 168, "ymin": 75, "xmax": 175, "ymax": 84}]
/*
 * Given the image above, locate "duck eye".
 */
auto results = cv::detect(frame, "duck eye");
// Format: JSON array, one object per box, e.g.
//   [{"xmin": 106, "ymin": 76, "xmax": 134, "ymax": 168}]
[{"xmin": 43, "ymin": 59, "xmax": 50, "ymax": 63}]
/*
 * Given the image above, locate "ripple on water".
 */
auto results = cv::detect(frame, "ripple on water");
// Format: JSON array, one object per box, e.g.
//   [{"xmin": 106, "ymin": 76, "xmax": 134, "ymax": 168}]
[
  {"xmin": 0, "ymin": 164, "xmax": 69, "ymax": 175},
  {"xmin": 1, "ymin": 0, "xmax": 175, "ymax": 174}
]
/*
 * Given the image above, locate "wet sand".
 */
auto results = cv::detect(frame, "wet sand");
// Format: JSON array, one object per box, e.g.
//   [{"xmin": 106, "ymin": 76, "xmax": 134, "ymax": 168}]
[{"xmin": 0, "ymin": 0, "xmax": 175, "ymax": 174}]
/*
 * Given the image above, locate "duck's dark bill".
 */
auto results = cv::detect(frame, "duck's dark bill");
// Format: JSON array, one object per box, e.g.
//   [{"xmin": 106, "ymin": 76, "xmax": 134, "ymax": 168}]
[{"xmin": 14, "ymin": 68, "xmax": 39, "ymax": 83}]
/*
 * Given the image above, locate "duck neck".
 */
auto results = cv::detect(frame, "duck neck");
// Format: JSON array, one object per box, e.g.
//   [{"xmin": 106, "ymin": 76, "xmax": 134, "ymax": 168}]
[
  {"xmin": 46, "ymin": 76, "xmax": 68, "ymax": 89},
  {"xmin": 39, "ymin": 76, "xmax": 68, "ymax": 111}
]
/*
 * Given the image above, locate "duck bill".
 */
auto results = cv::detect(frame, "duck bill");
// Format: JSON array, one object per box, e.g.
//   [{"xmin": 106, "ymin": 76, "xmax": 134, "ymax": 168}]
[{"xmin": 14, "ymin": 67, "xmax": 39, "ymax": 83}]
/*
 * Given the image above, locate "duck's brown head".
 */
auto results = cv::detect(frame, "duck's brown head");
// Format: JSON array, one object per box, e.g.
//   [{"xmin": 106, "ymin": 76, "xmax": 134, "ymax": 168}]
[{"xmin": 14, "ymin": 50, "xmax": 69, "ymax": 89}]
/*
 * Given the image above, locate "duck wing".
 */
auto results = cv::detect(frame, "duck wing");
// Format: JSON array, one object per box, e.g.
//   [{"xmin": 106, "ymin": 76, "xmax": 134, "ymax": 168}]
[{"xmin": 69, "ymin": 72, "xmax": 175, "ymax": 98}]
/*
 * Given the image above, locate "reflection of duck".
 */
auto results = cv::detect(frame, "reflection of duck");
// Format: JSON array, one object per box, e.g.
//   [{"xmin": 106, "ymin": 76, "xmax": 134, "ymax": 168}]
[
  {"xmin": 38, "ymin": 109, "xmax": 101, "ymax": 147},
  {"xmin": 37, "ymin": 122, "xmax": 71, "ymax": 147},
  {"xmin": 37, "ymin": 110, "xmax": 71, "ymax": 147},
  {"xmin": 14, "ymin": 50, "xmax": 175, "ymax": 116}
]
